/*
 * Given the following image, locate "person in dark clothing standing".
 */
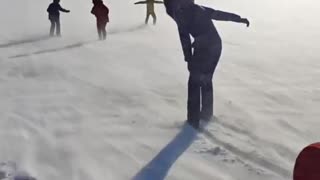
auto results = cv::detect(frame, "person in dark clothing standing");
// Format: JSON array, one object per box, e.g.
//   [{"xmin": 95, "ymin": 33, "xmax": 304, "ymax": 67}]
[
  {"xmin": 91, "ymin": 0, "xmax": 109, "ymax": 40},
  {"xmin": 164, "ymin": 0, "xmax": 250, "ymax": 128},
  {"xmin": 47, "ymin": 0, "xmax": 70, "ymax": 37}
]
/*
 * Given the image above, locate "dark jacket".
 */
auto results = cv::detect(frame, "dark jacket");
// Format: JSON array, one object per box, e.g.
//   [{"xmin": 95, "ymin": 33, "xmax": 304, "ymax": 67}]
[
  {"xmin": 91, "ymin": 2, "xmax": 109, "ymax": 22},
  {"xmin": 47, "ymin": 2, "xmax": 69, "ymax": 19},
  {"xmin": 171, "ymin": 4, "xmax": 243, "ymax": 62}
]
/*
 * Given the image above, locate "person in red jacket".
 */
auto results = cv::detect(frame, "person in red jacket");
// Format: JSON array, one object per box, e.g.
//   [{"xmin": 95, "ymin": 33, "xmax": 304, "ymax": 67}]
[{"xmin": 91, "ymin": 0, "xmax": 109, "ymax": 40}]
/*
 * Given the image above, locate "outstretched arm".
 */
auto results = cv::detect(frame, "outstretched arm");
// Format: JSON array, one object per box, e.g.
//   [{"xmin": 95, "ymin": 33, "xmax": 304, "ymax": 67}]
[
  {"xmin": 59, "ymin": 5, "xmax": 70, "ymax": 13},
  {"xmin": 205, "ymin": 7, "xmax": 249, "ymax": 27},
  {"xmin": 178, "ymin": 27, "xmax": 192, "ymax": 62},
  {"xmin": 134, "ymin": 1, "xmax": 147, "ymax": 4},
  {"xmin": 154, "ymin": 1, "xmax": 164, "ymax": 4}
]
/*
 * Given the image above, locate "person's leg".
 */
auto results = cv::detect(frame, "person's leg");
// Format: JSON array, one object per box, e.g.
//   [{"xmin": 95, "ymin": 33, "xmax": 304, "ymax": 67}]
[
  {"xmin": 97, "ymin": 20, "xmax": 103, "ymax": 40},
  {"xmin": 56, "ymin": 18, "xmax": 61, "ymax": 36},
  {"xmin": 151, "ymin": 12, "xmax": 157, "ymax": 25},
  {"xmin": 145, "ymin": 13, "xmax": 150, "ymax": 24},
  {"xmin": 187, "ymin": 71, "xmax": 201, "ymax": 128},
  {"xmin": 102, "ymin": 21, "xmax": 107, "ymax": 40},
  {"xmin": 50, "ymin": 19, "xmax": 55, "ymax": 37},
  {"xmin": 200, "ymin": 47, "xmax": 222, "ymax": 120},
  {"xmin": 200, "ymin": 73, "xmax": 214, "ymax": 120}
]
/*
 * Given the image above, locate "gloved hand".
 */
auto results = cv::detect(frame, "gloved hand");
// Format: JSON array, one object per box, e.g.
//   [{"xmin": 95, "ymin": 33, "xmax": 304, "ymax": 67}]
[
  {"xmin": 240, "ymin": 18, "xmax": 250, "ymax": 27},
  {"xmin": 184, "ymin": 54, "xmax": 192, "ymax": 62}
]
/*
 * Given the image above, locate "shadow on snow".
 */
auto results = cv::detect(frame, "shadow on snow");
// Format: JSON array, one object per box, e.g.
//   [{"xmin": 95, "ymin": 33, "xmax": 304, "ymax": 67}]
[{"xmin": 133, "ymin": 122, "xmax": 201, "ymax": 180}]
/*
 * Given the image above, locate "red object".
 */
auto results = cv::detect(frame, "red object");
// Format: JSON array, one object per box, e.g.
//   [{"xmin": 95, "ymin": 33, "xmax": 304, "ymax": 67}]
[
  {"xmin": 91, "ymin": 2, "xmax": 109, "ymax": 22},
  {"xmin": 294, "ymin": 143, "xmax": 320, "ymax": 180}
]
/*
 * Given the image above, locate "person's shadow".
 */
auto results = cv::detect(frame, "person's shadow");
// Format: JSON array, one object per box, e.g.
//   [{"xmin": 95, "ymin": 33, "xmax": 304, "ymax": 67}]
[{"xmin": 133, "ymin": 122, "xmax": 201, "ymax": 180}]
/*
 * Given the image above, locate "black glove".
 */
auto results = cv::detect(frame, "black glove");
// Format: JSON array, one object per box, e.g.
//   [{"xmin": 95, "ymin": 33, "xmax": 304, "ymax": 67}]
[
  {"xmin": 184, "ymin": 55, "xmax": 192, "ymax": 62},
  {"xmin": 240, "ymin": 18, "xmax": 250, "ymax": 27}
]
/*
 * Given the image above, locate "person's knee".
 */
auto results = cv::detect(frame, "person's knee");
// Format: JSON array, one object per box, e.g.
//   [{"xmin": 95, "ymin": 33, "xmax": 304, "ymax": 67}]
[
  {"xmin": 189, "ymin": 73, "xmax": 202, "ymax": 85},
  {"xmin": 200, "ymin": 74, "xmax": 212, "ymax": 86}
]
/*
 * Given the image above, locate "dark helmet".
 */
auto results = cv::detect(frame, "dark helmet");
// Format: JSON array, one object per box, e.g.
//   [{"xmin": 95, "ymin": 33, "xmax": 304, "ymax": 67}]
[
  {"xmin": 53, "ymin": 0, "xmax": 60, "ymax": 3},
  {"xmin": 164, "ymin": 0, "xmax": 194, "ymax": 18}
]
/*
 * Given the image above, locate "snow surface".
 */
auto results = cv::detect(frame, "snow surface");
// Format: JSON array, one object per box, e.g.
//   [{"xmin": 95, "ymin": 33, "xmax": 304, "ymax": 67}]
[{"xmin": 0, "ymin": 0, "xmax": 319, "ymax": 179}]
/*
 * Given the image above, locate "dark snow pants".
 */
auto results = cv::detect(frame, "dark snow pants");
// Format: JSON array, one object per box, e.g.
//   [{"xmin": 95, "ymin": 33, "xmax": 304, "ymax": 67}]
[
  {"xmin": 50, "ymin": 17, "xmax": 61, "ymax": 36},
  {"xmin": 97, "ymin": 19, "xmax": 107, "ymax": 40},
  {"xmin": 187, "ymin": 38, "xmax": 222, "ymax": 125}
]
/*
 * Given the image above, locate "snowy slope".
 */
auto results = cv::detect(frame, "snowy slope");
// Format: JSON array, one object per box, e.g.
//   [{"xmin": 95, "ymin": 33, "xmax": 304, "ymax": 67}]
[{"xmin": 0, "ymin": 0, "xmax": 319, "ymax": 179}]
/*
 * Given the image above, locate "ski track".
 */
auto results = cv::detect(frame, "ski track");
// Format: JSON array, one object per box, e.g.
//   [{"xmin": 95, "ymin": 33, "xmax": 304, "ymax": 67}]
[
  {"xmin": 200, "ymin": 123, "xmax": 291, "ymax": 178},
  {"xmin": 0, "ymin": 35, "xmax": 51, "ymax": 48},
  {"xmin": 166, "ymin": 120, "xmax": 288, "ymax": 179},
  {"xmin": 2, "ymin": 24, "xmax": 148, "ymax": 60},
  {"xmin": 214, "ymin": 117, "xmax": 297, "ymax": 162},
  {"xmin": 8, "ymin": 42, "xmax": 89, "ymax": 59}
]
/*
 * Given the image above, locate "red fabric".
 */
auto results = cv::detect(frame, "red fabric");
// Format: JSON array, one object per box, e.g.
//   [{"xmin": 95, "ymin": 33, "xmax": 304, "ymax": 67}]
[
  {"xmin": 294, "ymin": 143, "xmax": 320, "ymax": 180},
  {"xmin": 91, "ymin": 3, "xmax": 109, "ymax": 22}
]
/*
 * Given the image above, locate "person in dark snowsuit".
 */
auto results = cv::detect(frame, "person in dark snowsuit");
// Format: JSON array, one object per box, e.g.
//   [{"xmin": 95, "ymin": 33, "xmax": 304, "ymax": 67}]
[
  {"xmin": 91, "ymin": 0, "xmax": 109, "ymax": 40},
  {"xmin": 47, "ymin": 0, "xmax": 70, "ymax": 37},
  {"xmin": 134, "ymin": 0, "xmax": 164, "ymax": 25},
  {"xmin": 164, "ymin": 0, "xmax": 250, "ymax": 128}
]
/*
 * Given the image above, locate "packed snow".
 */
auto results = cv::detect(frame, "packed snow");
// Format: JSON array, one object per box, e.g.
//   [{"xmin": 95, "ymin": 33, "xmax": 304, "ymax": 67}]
[{"xmin": 0, "ymin": 0, "xmax": 319, "ymax": 179}]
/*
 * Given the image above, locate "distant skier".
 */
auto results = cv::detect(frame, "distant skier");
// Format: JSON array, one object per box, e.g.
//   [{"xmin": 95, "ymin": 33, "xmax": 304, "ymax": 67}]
[
  {"xmin": 91, "ymin": 0, "xmax": 109, "ymax": 40},
  {"xmin": 134, "ymin": 0, "xmax": 164, "ymax": 25},
  {"xmin": 47, "ymin": 0, "xmax": 70, "ymax": 37},
  {"xmin": 164, "ymin": 0, "xmax": 250, "ymax": 128}
]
